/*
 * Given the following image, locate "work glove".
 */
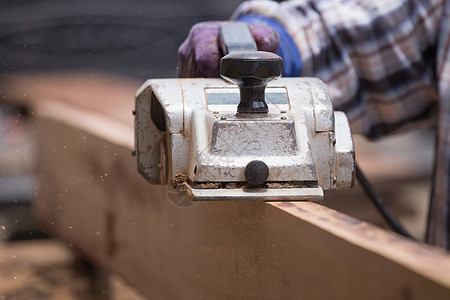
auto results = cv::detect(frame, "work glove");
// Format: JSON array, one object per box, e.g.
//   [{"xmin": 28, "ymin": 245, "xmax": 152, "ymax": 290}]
[{"xmin": 177, "ymin": 21, "xmax": 280, "ymax": 78}]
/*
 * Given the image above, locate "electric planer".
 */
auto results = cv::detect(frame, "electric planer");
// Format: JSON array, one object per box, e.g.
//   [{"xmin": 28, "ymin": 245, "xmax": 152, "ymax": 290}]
[{"xmin": 134, "ymin": 23, "xmax": 355, "ymax": 205}]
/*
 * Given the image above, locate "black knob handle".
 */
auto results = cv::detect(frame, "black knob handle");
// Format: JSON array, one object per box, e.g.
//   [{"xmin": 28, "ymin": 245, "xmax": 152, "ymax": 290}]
[
  {"xmin": 244, "ymin": 160, "xmax": 269, "ymax": 185},
  {"xmin": 220, "ymin": 51, "xmax": 283, "ymax": 113}
]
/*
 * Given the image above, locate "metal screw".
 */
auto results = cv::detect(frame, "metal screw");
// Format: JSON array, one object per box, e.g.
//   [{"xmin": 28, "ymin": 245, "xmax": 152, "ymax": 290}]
[
  {"xmin": 333, "ymin": 176, "xmax": 337, "ymax": 185},
  {"xmin": 221, "ymin": 116, "xmax": 227, "ymax": 120},
  {"xmin": 280, "ymin": 110, "xmax": 287, "ymax": 113},
  {"xmin": 213, "ymin": 111, "xmax": 219, "ymax": 114},
  {"xmin": 280, "ymin": 116, "xmax": 287, "ymax": 120},
  {"xmin": 333, "ymin": 137, "xmax": 337, "ymax": 145},
  {"xmin": 131, "ymin": 149, "xmax": 136, "ymax": 156},
  {"xmin": 132, "ymin": 109, "xmax": 136, "ymax": 115}
]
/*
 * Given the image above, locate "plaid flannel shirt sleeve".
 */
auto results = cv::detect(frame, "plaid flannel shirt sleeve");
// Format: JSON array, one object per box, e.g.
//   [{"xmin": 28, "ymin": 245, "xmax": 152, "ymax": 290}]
[
  {"xmin": 232, "ymin": 0, "xmax": 443, "ymax": 138},
  {"xmin": 233, "ymin": 0, "xmax": 450, "ymax": 249}
]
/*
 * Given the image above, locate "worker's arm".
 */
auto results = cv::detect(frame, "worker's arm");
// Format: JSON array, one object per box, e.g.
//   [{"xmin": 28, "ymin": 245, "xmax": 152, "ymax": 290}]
[
  {"xmin": 231, "ymin": 0, "xmax": 444, "ymax": 138},
  {"xmin": 179, "ymin": 0, "xmax": 443, "ymax": 137}
]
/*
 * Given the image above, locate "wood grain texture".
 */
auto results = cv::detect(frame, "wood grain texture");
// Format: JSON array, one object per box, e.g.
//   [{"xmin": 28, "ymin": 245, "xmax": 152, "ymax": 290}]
[{"xmin": 3, "ymin": 72, "xmax": 450, "ymax": 299}]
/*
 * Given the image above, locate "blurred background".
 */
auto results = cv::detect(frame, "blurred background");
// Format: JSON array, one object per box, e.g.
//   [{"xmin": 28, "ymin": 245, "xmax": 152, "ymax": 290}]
[
  {"xmin": 0, "ymin": 0, "xmax": 435, "ymax": 299},
  {"xmin": 0, "ymin": 0, "xmax": 244, "ymax": 78}
]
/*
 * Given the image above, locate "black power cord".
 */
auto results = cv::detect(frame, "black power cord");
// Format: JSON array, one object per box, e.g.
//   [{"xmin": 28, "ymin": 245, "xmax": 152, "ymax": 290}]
[{"xmin": 355, "ymin": 162, "xmax": 418, "ymax": 241}]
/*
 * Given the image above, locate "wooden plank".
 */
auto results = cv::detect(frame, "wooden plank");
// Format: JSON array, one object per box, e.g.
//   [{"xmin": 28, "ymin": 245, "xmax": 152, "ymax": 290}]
[{"xmin": 3, "ymin": 72, "xmax": 450, "ymax": 299}]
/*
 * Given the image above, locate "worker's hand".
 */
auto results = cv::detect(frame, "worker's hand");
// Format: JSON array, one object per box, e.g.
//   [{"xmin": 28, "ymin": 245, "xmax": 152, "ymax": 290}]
[{"xmin": 178, "ymin": 21, "xmax": 280, "ymax": 78}]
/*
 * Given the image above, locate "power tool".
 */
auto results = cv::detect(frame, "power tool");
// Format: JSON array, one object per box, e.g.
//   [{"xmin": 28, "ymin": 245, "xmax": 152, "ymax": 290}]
[{"xmin": 134, "ymin": 23, "xmax": 354, "ymax": 206}]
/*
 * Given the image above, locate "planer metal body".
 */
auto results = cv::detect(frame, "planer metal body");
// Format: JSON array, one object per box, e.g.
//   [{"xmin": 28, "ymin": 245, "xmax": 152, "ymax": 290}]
[{"xmin": 134, "ymin": 23, "xmax": 354, "ymax": 203}]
